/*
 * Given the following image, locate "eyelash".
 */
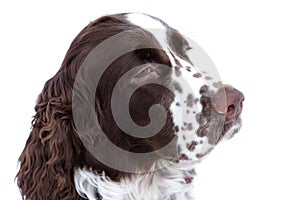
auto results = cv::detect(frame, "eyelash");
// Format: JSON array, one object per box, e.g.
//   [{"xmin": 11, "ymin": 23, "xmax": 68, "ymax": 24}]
[{"xmin": 136, "ymin": 67, "xmax": 153, "ymax": 78}]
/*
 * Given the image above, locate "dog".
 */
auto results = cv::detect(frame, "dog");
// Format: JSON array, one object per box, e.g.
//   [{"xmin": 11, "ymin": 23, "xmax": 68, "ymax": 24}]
[{"xmin": 17, "ymin": 13, "xmax": 244, "ymax": 200}]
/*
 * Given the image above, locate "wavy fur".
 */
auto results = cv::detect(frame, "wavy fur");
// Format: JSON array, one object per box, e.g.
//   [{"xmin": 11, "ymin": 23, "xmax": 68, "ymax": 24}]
[{"xmin": 16, "ymin": 15, "xmax": 134, "ymax": 200}]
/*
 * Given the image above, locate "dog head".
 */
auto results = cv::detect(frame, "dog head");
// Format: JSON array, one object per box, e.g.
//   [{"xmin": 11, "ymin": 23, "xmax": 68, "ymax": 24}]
[
  {"xmin": 70, "ymin": 13, "xmax": 244, "ymax": 172},
  {"xmin": 17, "ymin": 13, "xmax": 244, "ymax": 199}
]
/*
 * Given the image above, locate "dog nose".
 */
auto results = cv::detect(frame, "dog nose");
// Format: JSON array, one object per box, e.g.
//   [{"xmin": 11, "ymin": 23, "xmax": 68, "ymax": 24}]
[
  {"xmin": 212, "ymin": 85, "xmax": 244, "ymax": 120},
  {"xmin": 224, "ymin": 87, "xmax": 244, "ymax": 120}
]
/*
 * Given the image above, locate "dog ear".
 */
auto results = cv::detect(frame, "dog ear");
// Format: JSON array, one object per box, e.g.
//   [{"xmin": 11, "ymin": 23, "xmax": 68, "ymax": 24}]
[
  {"xmin": 16, "ymin": 15, "xmax": 133, "ymax": 199},
  {"xmin": 16, "ymin": 75, "xmax": 83, "ymax": 200}
]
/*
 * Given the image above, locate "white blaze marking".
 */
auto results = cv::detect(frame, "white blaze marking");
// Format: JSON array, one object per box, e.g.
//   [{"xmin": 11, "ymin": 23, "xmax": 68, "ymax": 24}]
[
  {"xmin": 126, "ymin": 13, "xmax": 166, "ymax": 30},
  {"xmin": 127, "ymin": 12, "xmax": 215, "ymax": 160},
  {"xmin": 126, "ymin": 13, "xmax": 168, "ymax": 50},
  {"xmin": 169, "ymin": 53, "xmax": 215, "ymax": 160}
]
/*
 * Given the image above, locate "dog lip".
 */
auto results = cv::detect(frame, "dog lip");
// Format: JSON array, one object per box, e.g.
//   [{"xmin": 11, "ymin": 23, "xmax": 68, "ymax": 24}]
[{"xmin": 222, "ymin": 115, "xmax": 242, "ymax": 137}]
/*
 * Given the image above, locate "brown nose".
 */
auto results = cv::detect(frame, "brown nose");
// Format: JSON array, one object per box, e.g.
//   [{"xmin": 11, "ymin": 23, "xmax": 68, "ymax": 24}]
[{"xmin": 212, "ymin": 85, "xmax": 244, "ymax": 120}]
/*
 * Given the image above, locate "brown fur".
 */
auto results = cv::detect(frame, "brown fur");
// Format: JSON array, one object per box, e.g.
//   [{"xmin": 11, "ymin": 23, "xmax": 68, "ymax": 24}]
[{"xmin": 16, "ymin": 14, "xmax": 175, "ymax": 200}]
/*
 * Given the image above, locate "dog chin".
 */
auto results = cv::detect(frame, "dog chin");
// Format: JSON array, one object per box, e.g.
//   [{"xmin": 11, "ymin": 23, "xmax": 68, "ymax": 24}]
[{"xmin": 221, "ymin": 118, "xmax": 242, "ymax": 141}]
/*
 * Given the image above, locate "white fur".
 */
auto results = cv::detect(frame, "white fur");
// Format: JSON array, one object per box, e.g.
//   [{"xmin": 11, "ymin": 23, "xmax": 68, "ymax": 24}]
[
  {"xmin": 74, "ymin": 160, "xmax": 196, "ymax": 200},
  {"xmin": 125, "ymin": 13, "xmax": 166, "ymax": 30},
  {"xmin": 126, "ymin": 13, "xmax": 169, "ymax": 50},
  {"xmin": 222, "ymin": 123, "xmax": 242, "ymax": 141},
  {"xmin": 168, "ymin": 53, "xmax": 215, "ymax": 161}
]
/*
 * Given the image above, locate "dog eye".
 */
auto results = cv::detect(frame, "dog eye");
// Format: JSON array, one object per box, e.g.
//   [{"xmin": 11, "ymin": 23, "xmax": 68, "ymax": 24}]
[
  {"xmin": 130, "ymin": 65, "xmax": 160, "ymax": 85},
  {"xmin": 135, "ymin": 67, "xmax": 153, "ymax": 78}
]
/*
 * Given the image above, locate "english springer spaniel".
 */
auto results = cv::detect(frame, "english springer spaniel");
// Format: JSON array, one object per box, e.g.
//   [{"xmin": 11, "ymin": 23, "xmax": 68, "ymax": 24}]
[{"xmin": 17, "ymin": 13, "xmax": 244, "ymax": 200}]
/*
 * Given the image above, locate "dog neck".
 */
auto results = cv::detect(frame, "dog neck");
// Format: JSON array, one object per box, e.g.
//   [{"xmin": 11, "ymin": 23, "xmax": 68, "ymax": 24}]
[{"xmin": 74, "ymin": 160, "xmax": 197, "ymax": 200}]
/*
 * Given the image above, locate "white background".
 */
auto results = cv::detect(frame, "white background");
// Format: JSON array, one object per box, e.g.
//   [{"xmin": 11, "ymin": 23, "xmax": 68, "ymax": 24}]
[{"xmin": 1, "ymin": 0, "xmax": 300, "ymax": 199}]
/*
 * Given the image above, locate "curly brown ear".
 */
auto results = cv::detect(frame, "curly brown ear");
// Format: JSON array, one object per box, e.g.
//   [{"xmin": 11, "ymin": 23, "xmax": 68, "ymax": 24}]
[
  {"xmin": 16, "ymin": 15, "xmax": 129, "ymax": 199},
  {"xmin": 16, "ymin": 75, "xmax": 83, "ymax": 200}
]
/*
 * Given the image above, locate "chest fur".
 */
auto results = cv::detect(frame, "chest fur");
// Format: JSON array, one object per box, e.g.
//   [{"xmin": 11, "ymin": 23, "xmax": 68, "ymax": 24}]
[{"xmin": 74, "ymin": 162, "xmax": 197, "ymax": 200}]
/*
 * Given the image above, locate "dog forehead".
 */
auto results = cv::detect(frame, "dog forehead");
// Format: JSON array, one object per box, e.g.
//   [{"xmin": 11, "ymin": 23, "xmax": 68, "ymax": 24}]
[
  {"xmin": 125, "ymin": 13, "xmax": 167, "ymax": 30},
  {"xmin": 125, "ymin": 13, "xmax": 205, "ymax": 98},
  {"xmin": 124, "ymin": 13, "xmax": 221, "ymax": 97},
  {"xmin": 125, "ymin": 13, "xmax": 171, "ymax": 50}
]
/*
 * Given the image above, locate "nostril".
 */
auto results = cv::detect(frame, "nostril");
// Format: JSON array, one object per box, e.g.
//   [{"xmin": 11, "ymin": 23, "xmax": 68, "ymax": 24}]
[
  {"xmin": 226, "ymin": 96, "xmax": 244, "ymax": 120},
  {"xmin": 212, "ymin": 85, "xmax": 244, "ymax": 117},
  {"xmin": 227, "ymin": 105, "xmax": 235, "ymax": 113},
  {"xmin": 226, "ymin": 104, "xmax": 235, "ymax": 119}
]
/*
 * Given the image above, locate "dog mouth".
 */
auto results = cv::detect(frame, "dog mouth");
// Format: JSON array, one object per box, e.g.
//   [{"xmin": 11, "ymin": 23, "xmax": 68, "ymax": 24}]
[{"xmin": 221, "ymin": 115, "xmax": 242, "ymax": 140}]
